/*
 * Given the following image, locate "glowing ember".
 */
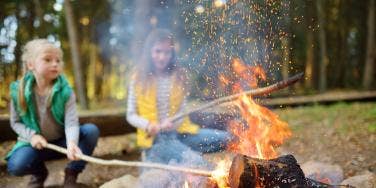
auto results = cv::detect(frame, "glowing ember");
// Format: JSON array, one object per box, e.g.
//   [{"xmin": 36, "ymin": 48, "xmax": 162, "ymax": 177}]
[
  {"xmin": 211, "ymin": 160, "xmax": 231, "ymax": 188},
  {"xmin": 214, "ymin": 0, "xmax": 227, "ymax": 8},
  {"xmin": 195, "ymin": 5, "xmax": 205, "ymax": 14}
]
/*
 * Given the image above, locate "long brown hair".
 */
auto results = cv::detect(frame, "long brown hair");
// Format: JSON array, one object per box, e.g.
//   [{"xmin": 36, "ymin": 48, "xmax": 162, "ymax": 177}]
[{"xmin": 134, "ymin": 29, "xmax": 183, "ymax": 89}]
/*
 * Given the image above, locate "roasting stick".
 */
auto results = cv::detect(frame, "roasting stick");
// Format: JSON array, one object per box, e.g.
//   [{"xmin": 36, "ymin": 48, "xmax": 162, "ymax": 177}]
[
  {"xmin": 170, "ymin": 72, "xmax": 304, "ymax": 122},
  {"xmin": 45, "ymin": 143, "xmax": 212, "ymax": 177}
]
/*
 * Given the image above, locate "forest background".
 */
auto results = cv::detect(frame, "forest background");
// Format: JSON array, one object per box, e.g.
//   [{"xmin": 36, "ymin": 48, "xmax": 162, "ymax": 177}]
[{"xmin": 0, "ymin": 0, "xmax": 375, "ymax": 111}]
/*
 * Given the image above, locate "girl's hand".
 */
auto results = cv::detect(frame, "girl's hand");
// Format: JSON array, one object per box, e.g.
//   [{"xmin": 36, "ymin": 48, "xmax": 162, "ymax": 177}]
[
  {"xmin": 67, "ymin": 142, "xmax": 82, "ymax": 161},
  {"xmin": 160, "ymin": 119, "xmax": 173, "ymax": 131},
  {"xmin": 146, "ymin": 123, "xmax": 160, "ymax": 136},
  {"xmin": 30, "ymin": 134, "xmax": 47, "ymax": 150}
]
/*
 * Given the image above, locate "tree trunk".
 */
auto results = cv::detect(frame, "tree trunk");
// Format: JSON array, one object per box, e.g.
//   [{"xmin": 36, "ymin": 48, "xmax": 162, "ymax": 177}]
[
  {"xmin": 304, "ymin": 0, "xmax": 314, "ymax": 89},
  {"xmin": 64, "ymin": 0, "xmax": 88, "ymax": 109},
  {"xmin": 281, "ymin": 0, "xmax": 291, "ymax": 82},
  {"xmin": 89, "ymin": 42, "xmax": 97, "ymax": 101},
  {"xmin": 14, "ymin": 4, "xmax": 23, "ymax": 80},
  {"xmin": 339, "ymin": 1, "xmax": 349, "ymax": 88},
  {"xmin": 14, "ymin": 1, "xmax": 35, "ymax": 79},
  {"xmin": 316, "ymin": 0, "xmax": 328, "ymax": 92},
  {"xmin": 305, "ymin": 31, "xmax": 314, "ymax": 89},
  {"xmin": 281, "ymin": 38, "xmax": 290, "ymax": 81},
  {"xmin": 95, "ymin": 55, "xmax": 105, "ymax": 100},
  {"xmin": 131, "ymin": 0, "xmax": 152, "ymax": 62},
  {"xmin": 363, "ymin": 0, "xmax": 375, "ymax": 89}
]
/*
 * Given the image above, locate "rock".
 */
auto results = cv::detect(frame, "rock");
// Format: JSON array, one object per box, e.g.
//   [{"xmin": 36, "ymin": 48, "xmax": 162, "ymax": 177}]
[
  {"xmin": 301, "ymin": 161, "xmax": 344, "ymax": 184},
  {"xmin": 137, "ymin": 169, "xmax": 210, "ymax": 188},
  {"xmin": 100, "ymin": 174, "xmax": 138, "ymax": 188},
  {"xmin": 341, "ymin": 171, "xmax": 376, "ymax": 188},
  {"xmin": 138, "ymin": 169, "xmax": 175, "ymax": 188}
]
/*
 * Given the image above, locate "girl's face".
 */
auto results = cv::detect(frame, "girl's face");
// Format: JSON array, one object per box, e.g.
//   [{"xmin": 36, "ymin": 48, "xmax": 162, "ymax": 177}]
[
  {"xmin": 150, "ymin": 40, "xmax": 173, "ymax": 72},
  {"xmin": 28, "ymin": 48, "xmax": 63, "ymax": 82}
]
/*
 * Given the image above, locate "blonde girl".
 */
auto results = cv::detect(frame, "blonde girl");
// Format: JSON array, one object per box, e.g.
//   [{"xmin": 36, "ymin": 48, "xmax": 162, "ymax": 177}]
[{"xmin": 6, "ymin": 39, "xmax": 99, "ymax": 188}]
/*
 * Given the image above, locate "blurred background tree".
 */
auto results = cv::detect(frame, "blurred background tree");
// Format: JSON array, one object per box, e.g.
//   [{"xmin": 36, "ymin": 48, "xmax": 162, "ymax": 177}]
[{"xmin": 0, "ymin": 0, "xmax": 375, "ymax": 112}]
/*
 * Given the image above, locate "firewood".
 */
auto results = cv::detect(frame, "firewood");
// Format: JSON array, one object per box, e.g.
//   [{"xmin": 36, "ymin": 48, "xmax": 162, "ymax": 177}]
[{"xmin": 229, "ymin": 154, "xmax": 313, "ymax": 188}]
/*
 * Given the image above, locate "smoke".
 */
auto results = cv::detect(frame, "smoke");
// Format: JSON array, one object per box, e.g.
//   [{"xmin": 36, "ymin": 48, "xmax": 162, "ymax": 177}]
[{"xmin": 137, "ymin": 135, "xmax": 213, "ymax": 187}]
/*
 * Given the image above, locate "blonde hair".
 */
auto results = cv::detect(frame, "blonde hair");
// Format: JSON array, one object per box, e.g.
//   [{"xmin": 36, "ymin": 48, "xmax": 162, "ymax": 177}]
[{"xmin": 19, "ymin": 39, "xmax": 63, "ymax": 111}]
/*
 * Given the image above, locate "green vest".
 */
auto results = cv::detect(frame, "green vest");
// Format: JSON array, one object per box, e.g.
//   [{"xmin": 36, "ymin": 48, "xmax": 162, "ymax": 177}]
[{"xmin": 6, "ymin": 72, "xmax": 72, "ymax": 159}]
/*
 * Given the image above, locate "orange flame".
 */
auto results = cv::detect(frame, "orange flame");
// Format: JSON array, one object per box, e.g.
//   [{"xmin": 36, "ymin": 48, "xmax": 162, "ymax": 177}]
[
  {"xmin": 228, "ymin": 94, "xmax": 291, "ymax": 159},
  {"xmin": 225, "ymin": 57, "xmax": 291, "ymax": 159},
  {"xmin": 212, "ymin": 57, "xmax": 291, "ymax": 187},
  {"xmin": 231, "ymin": 57, "xmax": 266, "ymax": 90}
]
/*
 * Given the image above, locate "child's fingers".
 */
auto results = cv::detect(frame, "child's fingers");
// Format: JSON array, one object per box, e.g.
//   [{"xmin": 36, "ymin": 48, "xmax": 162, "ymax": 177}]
[
  {"xmin": 67, "ymin": 149, "xmax": 77, "ymax": 160},
  {"xmin": 40, "ymin": 139, "xmax": 47, "ymax": 148},
  {"xmin": 31, "ymin": 135, "xmax": 47, "ymax": 149},
  {"xmin": 75, "ymin": 147, "xmax": 83, "ymax": 155},
  {"xmin": 152, "ymin": 126, "xmax": 160, "ymax": 135},
  {"xmin": 36, "ymin": 143, "xmax": 43, "ymax": 150},
  {"xmin": 73, "ymin": 151, "xmax": 81, "ymax": 160},
  {"xmin": 147, "ymin": 126, "xmax": 156, "ymax": 135},
  {"xmin": 67, "ymin": 145, "xmax": 82, "ymax": 161},
  {"xmin": 72, "ymin": 147, "xmax": 82, "ymax": 160},
  {"xmin": 67, "ymin": 152, "xmax": 74, "ymax": 160}
]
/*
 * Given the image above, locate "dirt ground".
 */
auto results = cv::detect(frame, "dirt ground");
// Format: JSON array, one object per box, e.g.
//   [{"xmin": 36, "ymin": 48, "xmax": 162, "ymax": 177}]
[
  {"xmin": 0, "ymin": 102, "xmax": 375, "ymax": 187},
  {"xmin": 277, "ymin": 102, "xmax": 376, "ymax": 178}
]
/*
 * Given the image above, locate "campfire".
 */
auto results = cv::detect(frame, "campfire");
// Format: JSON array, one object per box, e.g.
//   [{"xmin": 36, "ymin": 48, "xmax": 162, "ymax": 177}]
[{"xmin": 207, "ymin": 58, "xmax": 346, "ymax": 188}]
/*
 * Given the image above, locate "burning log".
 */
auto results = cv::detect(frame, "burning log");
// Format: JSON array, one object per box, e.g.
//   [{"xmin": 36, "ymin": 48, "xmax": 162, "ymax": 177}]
[{"xmin": 228, "ymin": 154, "xmax": 342, "ymax": 188}]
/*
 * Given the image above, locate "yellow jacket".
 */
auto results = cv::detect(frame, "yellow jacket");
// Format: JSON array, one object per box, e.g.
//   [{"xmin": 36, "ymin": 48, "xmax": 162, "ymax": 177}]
[{"xmin": 135, "ymin": 78, "xmax": 199, "ymax": 148}]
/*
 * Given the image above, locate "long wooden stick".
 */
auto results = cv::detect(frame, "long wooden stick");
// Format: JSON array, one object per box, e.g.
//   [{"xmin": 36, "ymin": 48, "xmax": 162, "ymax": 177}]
[
  {"xmin": 45, "ymin": 143, "xmax": 212, "ymax": 177},
  {"xmin": 170, "ymin": 72, "xmax": 304, "ymax": 122}
]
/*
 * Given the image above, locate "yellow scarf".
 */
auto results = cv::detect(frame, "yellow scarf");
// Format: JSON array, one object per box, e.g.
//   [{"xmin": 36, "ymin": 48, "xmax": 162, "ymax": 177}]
[{"xmin": 135, "ymin": 78, "xmax": 199, "ymax": 148}]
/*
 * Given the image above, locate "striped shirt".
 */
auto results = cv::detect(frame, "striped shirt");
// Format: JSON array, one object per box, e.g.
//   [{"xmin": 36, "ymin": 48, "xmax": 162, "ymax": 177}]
[{"xmin": 126, "ymin": 75, "xmax": 185, "ymax": 130}]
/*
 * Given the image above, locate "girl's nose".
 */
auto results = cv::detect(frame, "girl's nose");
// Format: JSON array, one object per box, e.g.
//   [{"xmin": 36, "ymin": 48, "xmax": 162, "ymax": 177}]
[
  {"xmin": 52, "ymin": 60, "xmax": 60, "ymax": 66},
  {"xmin": 161, "ymin": 53, "xmax": 169, "ymax": 60},
  {"xmin": 50, "ymin": 62, "xmax": 59, "ymax": 68}
]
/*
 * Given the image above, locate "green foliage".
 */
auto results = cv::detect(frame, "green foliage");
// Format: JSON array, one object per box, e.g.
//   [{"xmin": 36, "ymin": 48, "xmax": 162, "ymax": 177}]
[
  {"xmin": 365, "ymin": 105, "xmax": 376, "ymax": 133},
  {"xmin": 368, "ymin": 124, "xmax": 376, "ymax": 133}
]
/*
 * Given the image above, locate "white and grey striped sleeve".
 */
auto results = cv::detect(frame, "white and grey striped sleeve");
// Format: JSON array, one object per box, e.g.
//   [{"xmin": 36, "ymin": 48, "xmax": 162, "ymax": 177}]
[
  {"xmin": 171, "ymin": 96, "xmax": 186, "ymax": 129},
  {"xmin": 9, "ymin": 99, "xmax": 36, "ymax": 142},
  {"xmin": 64, "ymin": 93, "xmax": 79, "ymax": 146},
  {"xmin": 126, "ymin": 80, "xmax": 150, "ymax": 130}
]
